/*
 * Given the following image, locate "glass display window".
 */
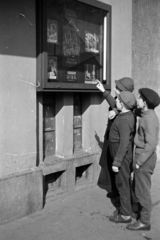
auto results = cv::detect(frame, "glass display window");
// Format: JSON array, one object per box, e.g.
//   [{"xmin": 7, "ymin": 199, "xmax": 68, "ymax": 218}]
[{"xmin": 37, "ymin": 0, "xmax": 111, "ymax": 91}]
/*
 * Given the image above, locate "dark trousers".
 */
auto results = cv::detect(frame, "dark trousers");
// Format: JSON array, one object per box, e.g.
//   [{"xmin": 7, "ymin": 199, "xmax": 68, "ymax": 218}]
[
  {"xmin": 134, "ymin": 152, "xmax": 157, "ymax": 224},
  {"xmin": 109, "ymin": 142, "xmax": 133, "ymax": 216}
]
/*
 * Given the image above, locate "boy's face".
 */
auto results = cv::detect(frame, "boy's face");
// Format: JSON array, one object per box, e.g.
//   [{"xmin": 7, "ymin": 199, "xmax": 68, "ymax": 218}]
[
  {"xmin": 114, "ymin": 86, "xmax": 121, "ymax": 97},
  {"xmin": 137, "ymin": 95, "xmax": 145, "ymax": 109},
  {"xmin": 116, "ymin": 97, "xmax": 122, "ymax": 111}
]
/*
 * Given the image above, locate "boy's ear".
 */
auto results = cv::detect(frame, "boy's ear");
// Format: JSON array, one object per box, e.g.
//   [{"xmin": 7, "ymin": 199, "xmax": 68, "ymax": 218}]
[
  {"xmin": 120, "ymin": 101, "xmax": 124, "ymax": 109},
  {"xmin": 144, "ymin": 100, "xmax": 147, "ymax": 107}
]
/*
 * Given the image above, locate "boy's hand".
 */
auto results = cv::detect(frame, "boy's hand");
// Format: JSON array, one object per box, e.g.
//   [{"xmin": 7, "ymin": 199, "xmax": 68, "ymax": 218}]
[
  {"xmin": 136, "ymin": 164, "xmax": 140, "ymax": 169},
  {"xmin": 112, "ymin": 166, "xmax": 119, "ymax": 172},
  {"xmin": 109, "ymin": 110, "xmax": 116, "ymax": 120},
  {"xmin": 96, "ymin": 80, "xmax": 105, "ymax": 93}
]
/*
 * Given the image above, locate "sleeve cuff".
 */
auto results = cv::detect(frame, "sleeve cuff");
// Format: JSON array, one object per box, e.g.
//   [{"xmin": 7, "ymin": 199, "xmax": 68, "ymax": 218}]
[
  {"xmin": 113, "ymin": 159, "xmax": 121, "ymax": 168},
  {"xmin": 102, "ymin": 90, "xmax": 110, "ymax": 98},
  {"xmin": 136, "ymin": 160, "xmax": 143, "ymax": 166}
]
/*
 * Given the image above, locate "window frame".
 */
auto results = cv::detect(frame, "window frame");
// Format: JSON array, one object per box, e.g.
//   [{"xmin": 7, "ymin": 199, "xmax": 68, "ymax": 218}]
[{"xmin": 37, "ymin": 0, "xmax": 112, "ymax": 92}]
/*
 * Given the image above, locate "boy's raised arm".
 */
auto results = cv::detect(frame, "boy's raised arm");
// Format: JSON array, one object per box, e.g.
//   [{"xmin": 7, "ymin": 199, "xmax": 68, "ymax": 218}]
[{"xmin": 96, "ymin": 80, "xmax": 117, "ymax": 109}]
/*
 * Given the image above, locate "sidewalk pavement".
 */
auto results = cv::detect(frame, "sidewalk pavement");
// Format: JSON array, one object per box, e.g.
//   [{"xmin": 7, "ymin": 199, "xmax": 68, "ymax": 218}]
[{"xmin": 0, "ymin": 162, "xmax": 160, "ymax": 240}]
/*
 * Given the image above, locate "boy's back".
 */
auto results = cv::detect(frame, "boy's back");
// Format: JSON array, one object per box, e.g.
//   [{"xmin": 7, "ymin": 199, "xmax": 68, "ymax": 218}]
[{"xmin": 134, "ymin": 109, "xmax": 159, "ymax": 166}]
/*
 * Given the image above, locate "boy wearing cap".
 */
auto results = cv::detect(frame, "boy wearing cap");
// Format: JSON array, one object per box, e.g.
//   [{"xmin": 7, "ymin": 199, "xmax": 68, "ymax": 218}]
[
  {"xmin": 96, "ymin": 78, "xmax": 136, "ymax": 198},
  {"xmin": 108, "ymin": 91, "xmax": 137, "ymax": 223},
  {"xmin": 97, "ymin": 77, "xmax": 134, "ymax": 111},
  {"xmin": 126, "ymin": 88, "xmax": 160, "ymax": 231}
]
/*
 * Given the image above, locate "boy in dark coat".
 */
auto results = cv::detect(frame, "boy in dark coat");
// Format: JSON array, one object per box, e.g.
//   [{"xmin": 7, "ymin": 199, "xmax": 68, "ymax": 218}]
[
  {"xmin": 96, "ymin": 77, "xmax": 134, "ymax": 198},
  {"xmin": 126, "ymin": 88, "xmax": 160, "ymax": 231},
  {"xmin": 108, "ymin": 91, "xmax": 137, "ymax": 223}
]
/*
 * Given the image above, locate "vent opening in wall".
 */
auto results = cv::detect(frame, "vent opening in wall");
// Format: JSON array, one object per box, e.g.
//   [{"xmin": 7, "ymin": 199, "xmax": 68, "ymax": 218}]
[
  {"xmin": 44, "ymin": 170, "xmax": 66, "ymax": 203},
  {"xmin": 75, "ymin": 164, "xmax": 93, "ymax": 187}
]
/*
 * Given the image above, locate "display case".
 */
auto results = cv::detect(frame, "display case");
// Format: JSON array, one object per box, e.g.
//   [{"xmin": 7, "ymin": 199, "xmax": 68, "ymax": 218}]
[{"xmin": 37, "ymin": 0, "xmax": 111, "ymax": 91}]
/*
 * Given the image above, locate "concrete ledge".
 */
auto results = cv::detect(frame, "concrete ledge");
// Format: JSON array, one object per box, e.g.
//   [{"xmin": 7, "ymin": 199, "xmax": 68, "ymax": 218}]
[
  {"xmin": 41, "ymin": 151, "xmax": 101, "ymax": 202},
  {"xmin": 0, "ymin": 152, "xmax": 101, "ymax": 224},
  {"xmin": 41, "ymin": 151, "xmax": 100, "ymax": 175},
  {"xmin": 0, "ymin": 167, "xmax": 43, "ymax": 225}
]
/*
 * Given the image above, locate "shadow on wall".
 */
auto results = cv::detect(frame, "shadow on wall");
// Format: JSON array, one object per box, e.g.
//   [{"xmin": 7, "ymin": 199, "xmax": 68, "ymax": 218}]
[{"xmin": 94, "ymin": 131, "xmax": 103, "ymax": 150}]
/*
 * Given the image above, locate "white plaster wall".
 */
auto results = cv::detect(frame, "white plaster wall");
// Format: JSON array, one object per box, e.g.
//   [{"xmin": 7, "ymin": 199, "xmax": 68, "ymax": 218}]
[
  {"xmin": 0, "ymin": 0, "xmax": 37, "ymax": 175},
  {"xmin": 132, "ymin": 0, "xmax": 160, "ymax": 160},
  {"xmin": 99, "ymin": 0, "xmax": 132, "ymax": 96}
]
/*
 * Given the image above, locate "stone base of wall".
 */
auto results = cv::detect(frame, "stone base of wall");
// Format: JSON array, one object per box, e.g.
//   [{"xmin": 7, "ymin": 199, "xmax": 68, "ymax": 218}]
[
  {"xmin": 0, "ymin": 152, "xmax": 101, "ymax": 225},
  {"xmin": 41, "ymin": 151, "xmax": 100, "ymax": 205},
  {"xmin": 0, "ymin": 168, "xmax": 43, "ymax": 225}
]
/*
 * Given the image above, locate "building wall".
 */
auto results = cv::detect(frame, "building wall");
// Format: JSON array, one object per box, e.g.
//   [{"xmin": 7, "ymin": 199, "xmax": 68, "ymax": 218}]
[
  {"xmin": 0, "ymin": 0, "xmax": 132, "ymax": 223},
  {"xmin": 0, "ymin": 0, "xmax": 37, "ymax": 175},
  {"xmin": 101, "ymin": 0, "xmax": 132, "ymax": 92},
  {"xmin": 132, "ymin": 0, "xmax": 160, "ymax": 159},
  {"xmin": 0, "ymin": 0, "xmax": 43, "ymax": 223}
]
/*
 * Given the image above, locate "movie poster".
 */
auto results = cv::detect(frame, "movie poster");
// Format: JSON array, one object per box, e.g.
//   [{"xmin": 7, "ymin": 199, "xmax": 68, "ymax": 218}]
[
  {"xmin": 48, "ymin": 56, "xmax": 58, "ymax": 80},
  {"xmin": 63, "ymin": 19, "xmax": 80, "ymax": 67},
  {"xmin": 85, "ymin": 31, "xmax": 99, "ymax": 54},
  {"xmin": 47, "ymin": 20, "xmax": 58, "ymax": 44},
  {"xmin": 85, "ymin": 64, "xmax": 97, "ymax": 84}
]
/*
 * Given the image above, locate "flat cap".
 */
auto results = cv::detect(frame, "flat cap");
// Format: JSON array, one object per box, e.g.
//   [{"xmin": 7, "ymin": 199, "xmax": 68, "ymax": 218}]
[
  {"xmin": 119, "ymin": 91, "xmax": 136, "ymax": 110},
  {"xmin": 139, "ymin": 88, "xmax": 160, "ymax": 109}
]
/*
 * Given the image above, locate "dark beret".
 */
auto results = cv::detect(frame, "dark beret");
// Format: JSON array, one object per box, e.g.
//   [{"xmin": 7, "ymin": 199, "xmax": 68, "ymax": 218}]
[{"xmin": 139, "ymin": 88, "xmax": 160, "ymax": 109}]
